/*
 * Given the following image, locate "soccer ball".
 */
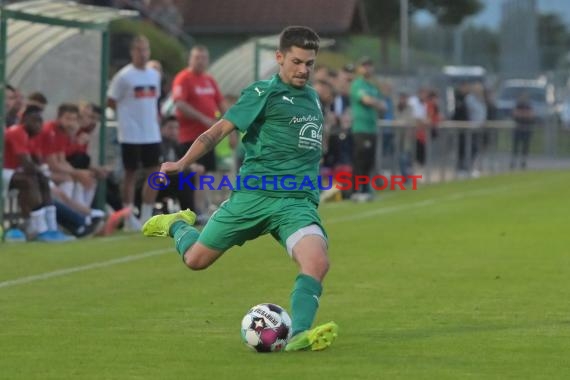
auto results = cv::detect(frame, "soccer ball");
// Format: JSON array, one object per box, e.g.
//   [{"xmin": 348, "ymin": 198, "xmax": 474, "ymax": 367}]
[{"xmin": 240, "ymin": 303, "xmax": 292, "ymax": 352}]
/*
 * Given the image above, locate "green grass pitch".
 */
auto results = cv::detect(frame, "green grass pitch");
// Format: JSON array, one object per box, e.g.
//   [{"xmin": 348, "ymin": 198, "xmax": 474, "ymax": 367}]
[{"xmin": 1, "ymin": 170, "xmax": 569, "ymax": 379}]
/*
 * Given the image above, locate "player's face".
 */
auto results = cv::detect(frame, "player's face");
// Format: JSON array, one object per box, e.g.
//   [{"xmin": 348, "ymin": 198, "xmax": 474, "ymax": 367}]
[
  {"xmin": 24, "ymin": 113, "xmax": 43, "ymax": 136},
  {"xmin": 131, "ymin": 40, "xmax": 151, "ymax": 68},
  {"xmin": 277, "ymin": 47, "xmax": 316, "ymax": 88},
  {"xmin": 58, "ymin": 111, "xmax": 79, "ymax": 135},
  {"xmin": 189, "ymin": 49, "xmax": 209, "ymax": 74}
]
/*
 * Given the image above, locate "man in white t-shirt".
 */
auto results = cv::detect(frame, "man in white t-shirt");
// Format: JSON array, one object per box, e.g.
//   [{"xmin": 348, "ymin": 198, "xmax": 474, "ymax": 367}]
[{"xmin": 107, "ymin": 35, "xmax": 161, "ymax": 229}]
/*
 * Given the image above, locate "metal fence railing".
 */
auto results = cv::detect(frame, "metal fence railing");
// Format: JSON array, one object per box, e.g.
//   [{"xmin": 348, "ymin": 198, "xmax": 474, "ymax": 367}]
[{"xmin": 374, "ymin": 119, "xmax": 570, "ymax": 185}]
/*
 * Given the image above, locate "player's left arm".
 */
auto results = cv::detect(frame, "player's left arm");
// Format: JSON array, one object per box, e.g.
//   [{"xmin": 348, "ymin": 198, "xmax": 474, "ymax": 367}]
[{"xmin": 163, "ymin": 119, "xmax": 236, "ymax": 174}]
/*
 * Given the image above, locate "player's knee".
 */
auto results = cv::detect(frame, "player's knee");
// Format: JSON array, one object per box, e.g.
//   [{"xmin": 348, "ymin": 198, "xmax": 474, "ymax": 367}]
[
  {"xmin": 184, "ymin": 254, "xmax": 211, "ymax": 271},
  {"xmin": 303, "ymin": 252, "xmax": 329, "ymax": 280},
  {"xmin": 316, "ymin": 253, "xmax": 330, "ymax": 276}
]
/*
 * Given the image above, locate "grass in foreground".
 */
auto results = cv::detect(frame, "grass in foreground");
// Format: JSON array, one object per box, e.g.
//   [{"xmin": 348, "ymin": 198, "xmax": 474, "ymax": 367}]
[{"xmin": 1, "ymin": 170, "xmax": 569, "ymax": 379}]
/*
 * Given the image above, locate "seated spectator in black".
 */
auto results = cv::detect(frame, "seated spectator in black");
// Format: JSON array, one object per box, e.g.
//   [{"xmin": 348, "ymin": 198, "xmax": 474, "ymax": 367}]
[{"xmin": 2, "ymin": 106, "xmax": 74, "ymax": 242}]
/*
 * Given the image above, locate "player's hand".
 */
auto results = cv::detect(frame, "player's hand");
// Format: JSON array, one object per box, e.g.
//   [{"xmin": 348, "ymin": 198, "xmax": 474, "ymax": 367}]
[{"xmin": 160, "ymin": 161, "xmax": 183, "ymax": 175}]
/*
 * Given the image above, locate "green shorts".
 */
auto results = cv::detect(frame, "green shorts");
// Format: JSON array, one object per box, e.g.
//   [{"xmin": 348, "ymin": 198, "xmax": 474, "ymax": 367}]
[{"xmin": 198, "ymin": 191, "xmax": 327, "ymax": 256}]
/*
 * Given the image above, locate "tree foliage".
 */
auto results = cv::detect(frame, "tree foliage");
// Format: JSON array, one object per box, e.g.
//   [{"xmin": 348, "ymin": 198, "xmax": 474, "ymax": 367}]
[
  {"xmin": 362, "ymin": 0, "xmax": 483, "ymax": 37},
  {"xmin": 538, "ymin": 13, "xmax": 570, "ymax": 70},
  {"xmin": 362, "ymin": 0, "xmax": 483, "ymax": 67}
]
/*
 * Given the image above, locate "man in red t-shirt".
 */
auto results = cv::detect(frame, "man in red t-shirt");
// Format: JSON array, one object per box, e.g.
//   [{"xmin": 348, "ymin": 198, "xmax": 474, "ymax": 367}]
[
  {"xmin": 3, "ymin": 106, "xmax": 73, "ymax": 241},
  {"xmin": 172, "ymin": 45, "xmax": 228, "ymax": 171},
  {"xmin": 171, "ymin": 45, "xmax": 228, "ymax": 218},
  {"xmin": 39, "ymin": 103, "xmax": 97, "ymax": 209}
]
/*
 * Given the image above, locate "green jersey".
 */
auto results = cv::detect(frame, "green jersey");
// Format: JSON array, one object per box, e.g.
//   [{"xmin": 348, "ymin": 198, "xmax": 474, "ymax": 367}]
[
  {"xmin": 350, "ymin": 76, "xmax": 381, "ymax": 134},
  {"xmin": 223, "ymin": 74, "xmax": 324, "ymax": 204}
]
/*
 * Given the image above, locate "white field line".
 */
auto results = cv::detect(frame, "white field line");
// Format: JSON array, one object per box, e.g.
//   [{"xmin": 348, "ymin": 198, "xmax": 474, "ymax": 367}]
[
  {"xmin": 0, "ymin": 180, "xmax": 547, "ymax": 290},
  {"xmin": 0, "ymin": 248, "xmax": 171, "ymax": 290}
]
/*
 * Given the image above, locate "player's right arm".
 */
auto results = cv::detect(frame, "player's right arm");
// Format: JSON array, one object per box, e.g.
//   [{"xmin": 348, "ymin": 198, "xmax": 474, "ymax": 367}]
[{"xmin": 161, "ymin": 119, "xmax": 236, "ymax": 174}]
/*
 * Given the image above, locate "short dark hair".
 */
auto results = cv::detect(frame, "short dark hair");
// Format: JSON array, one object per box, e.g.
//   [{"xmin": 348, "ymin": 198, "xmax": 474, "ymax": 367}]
[
  {"xmin": 28, "ymin": 91, "xmax": 48, "ymax": 105},
  {"xmin": 130, "ymin": 35, "xmax": 149, "ymax": 49},
  {"xmin": 21, "ymin": 105, "xmax": 43, "ymax": 118},
  {"xmin": 57, "ymin": 103, "xmax": 79, "ymax": 117},
  {"xmin": 279, "ymin": 26, "xmax": 320, "ymax": 54},
  {"xmin": 190, "ymin": 44, "xmax": 208, "ymax": 53}
]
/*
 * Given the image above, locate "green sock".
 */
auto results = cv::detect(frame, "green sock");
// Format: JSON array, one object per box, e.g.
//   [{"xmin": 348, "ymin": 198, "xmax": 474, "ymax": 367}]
[
  {"xmin": 290, "ymin": 273, "xmax": 323, "ymax": 337},
  {"xmin": 170, "ymin": 221, "xmax": 200, "ymax": 259}
]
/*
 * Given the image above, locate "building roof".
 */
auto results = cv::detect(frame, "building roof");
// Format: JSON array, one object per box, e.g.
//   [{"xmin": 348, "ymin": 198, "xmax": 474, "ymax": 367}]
[{"xmin": 177, "ymin": 0, "xmax": 368, "ymax": 35}]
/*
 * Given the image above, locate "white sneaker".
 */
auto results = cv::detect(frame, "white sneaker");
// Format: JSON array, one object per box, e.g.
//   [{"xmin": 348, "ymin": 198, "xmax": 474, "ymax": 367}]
[
  {"xmin": 90, "ymin": 209, "xmax": 106, "ymax": 218},
  {"xmin": 125, "ymin": 214, "xmax": 142, "ymax": 232},
  {"xmin": 351, "ymin": 193, "xmax": 370, "ymax": 203}
]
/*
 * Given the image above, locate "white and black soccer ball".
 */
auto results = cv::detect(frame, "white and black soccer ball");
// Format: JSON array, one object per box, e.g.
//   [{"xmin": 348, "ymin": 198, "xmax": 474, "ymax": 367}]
[{"xmin": 240, "ymin": 303, "xmax": 292, "ymax": 352}]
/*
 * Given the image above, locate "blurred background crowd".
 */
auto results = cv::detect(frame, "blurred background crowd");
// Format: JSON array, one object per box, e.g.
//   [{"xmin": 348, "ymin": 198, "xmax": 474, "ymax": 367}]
[{"xmin": 2, "ymin": 0, "xmax": 570, "ymax": 242}]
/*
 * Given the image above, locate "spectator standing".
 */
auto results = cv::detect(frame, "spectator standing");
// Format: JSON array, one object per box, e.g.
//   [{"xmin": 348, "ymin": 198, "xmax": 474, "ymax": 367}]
[
  {"xmin": 349, "ymin": 57, "xmax": 385, "ymax": 201},
  {"xmin": 379, "ymin": 81, "xmax": 395, "ymax": 173},
  {"xmin": 331, "ymin": 64, "xmax": 354, "ymax": 167},
  {"xmin": 171, "ymin": 45, "xmax": 228, "ymax": 219},
  {"xmin": 510, "ymin": 92, "xmax": 536, "ymax": 170},
  {"xmin": 395, "ymin": 91, "xmax": 415, "ymax": 181},
  {"xmin": 107, "ymin": 35, "xmax": 161, "ymax": 228},
  {"xmin": 465, "ymin": 83, "xmax": 487, "ymax": 176}
]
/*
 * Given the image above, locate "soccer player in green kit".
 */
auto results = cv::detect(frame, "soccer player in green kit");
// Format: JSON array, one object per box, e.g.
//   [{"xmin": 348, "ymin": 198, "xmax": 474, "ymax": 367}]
[{"xmin": 142, "ymin": 26, "xmax": 338, "ymax": 351}]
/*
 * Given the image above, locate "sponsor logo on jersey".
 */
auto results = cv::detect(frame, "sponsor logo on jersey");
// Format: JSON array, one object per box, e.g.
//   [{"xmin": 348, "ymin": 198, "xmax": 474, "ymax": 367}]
[
  {"xmin": 289, "ymin": 115, "xmax": 319, "ymax": 125},
  {"xmin": 298, "ymin": 122, "xmax": 322, "ymax": 150}
]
